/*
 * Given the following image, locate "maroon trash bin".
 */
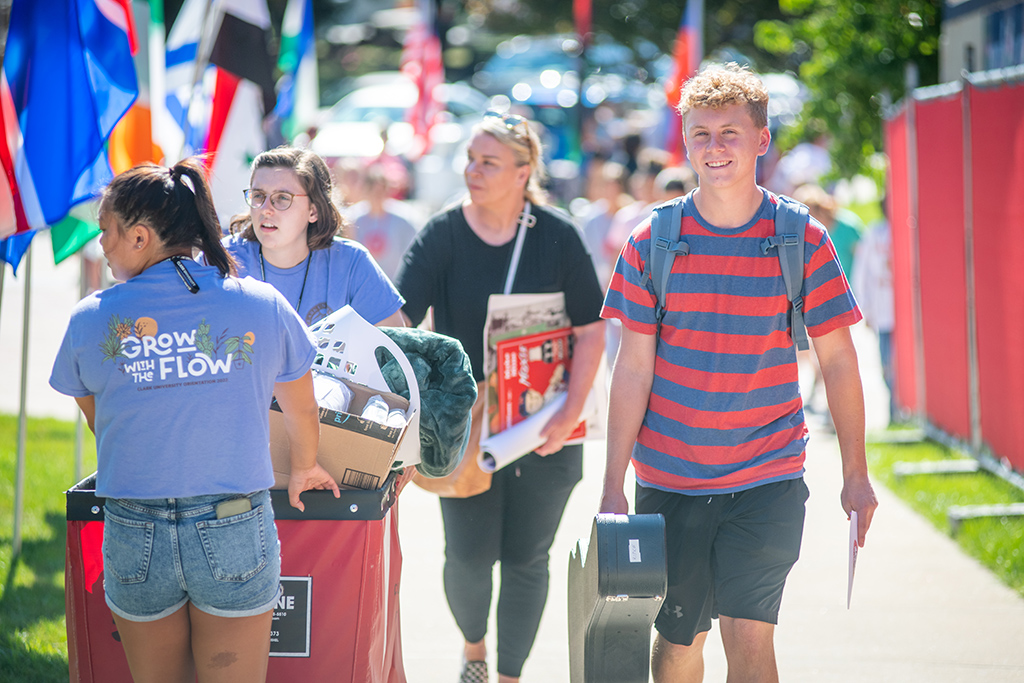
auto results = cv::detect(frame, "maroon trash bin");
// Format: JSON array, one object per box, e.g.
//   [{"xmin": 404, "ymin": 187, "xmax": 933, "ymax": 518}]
[{"xmin": 66, "ymin": 473, "xmax": 406, "ymax": 682}]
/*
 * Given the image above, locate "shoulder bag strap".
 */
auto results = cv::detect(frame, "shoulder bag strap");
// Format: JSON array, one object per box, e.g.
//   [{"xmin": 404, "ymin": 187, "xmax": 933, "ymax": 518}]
[{"xmin": 503, "ymin": 201, "xmax": 533, "ymax": 295}]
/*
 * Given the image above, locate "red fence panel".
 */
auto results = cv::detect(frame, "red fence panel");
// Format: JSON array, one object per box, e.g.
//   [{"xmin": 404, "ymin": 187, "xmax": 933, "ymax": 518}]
[
  {"xmin": 884, "ymin": 111, "xmax": 918, "ymax": 415},
  {"xmin": 969, "ymin": 82, "xmax": 1024, "ymax": 471},
  {"xmin": 915, "ymin": 94, "xmax": 971, "ymax": 440}
]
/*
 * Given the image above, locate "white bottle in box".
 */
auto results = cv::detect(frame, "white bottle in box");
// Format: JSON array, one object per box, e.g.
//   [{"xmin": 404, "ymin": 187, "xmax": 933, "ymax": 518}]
[
  {"xmin": 361, "ymin": 394, "xmax": 389, "ymax": 424},
  {"xmin": 385, "ymin": 408, "xmax": 407, "ymax": 428}
]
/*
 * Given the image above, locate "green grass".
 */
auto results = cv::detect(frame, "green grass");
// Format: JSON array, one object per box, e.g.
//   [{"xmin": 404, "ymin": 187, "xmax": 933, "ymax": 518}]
[
  {"xmin": 867, "ymin": 434, "xmax": 1024, "ymax": 597},
  {"xmin": 0, "ymin": 413, "xmax": 96, "ymax": 682}
]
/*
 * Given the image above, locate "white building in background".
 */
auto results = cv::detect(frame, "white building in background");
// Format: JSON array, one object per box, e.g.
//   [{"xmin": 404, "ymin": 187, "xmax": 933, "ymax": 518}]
[{"xmin": 941, "ymin": 0, "xmax": 1024, "ymax": 81}]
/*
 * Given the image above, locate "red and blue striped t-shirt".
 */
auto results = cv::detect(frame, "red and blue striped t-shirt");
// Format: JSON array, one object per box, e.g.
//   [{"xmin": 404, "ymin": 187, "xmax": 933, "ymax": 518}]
[{"xmin": 601, "ymin": 190, "xmax": 862, "ymax": 495}]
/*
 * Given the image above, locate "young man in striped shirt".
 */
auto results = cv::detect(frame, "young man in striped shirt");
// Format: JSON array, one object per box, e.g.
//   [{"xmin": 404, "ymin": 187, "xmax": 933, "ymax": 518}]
[{"xmin": 599, "ymin": 63, "xmax": 878, "ymax": 682}]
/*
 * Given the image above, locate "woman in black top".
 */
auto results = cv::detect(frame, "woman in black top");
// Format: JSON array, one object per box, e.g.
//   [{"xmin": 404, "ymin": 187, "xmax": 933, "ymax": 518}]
[{"xmin": 395, "ymin": 113, "xmax": 605, "ymax": 682}]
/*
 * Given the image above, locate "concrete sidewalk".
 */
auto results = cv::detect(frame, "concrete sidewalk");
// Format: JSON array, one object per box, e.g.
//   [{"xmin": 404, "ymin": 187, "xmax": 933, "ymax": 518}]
[
  {"xmin": 395, "ymin": 324, "xmax": 1024, "ymax": 682},
  {"xmin": 396, "ymin": 437, "xmax": 1024, "ymax": 683},
  {"xmin": 6, "ymin": 236, "xmax": 1024, "ymax": 681}
]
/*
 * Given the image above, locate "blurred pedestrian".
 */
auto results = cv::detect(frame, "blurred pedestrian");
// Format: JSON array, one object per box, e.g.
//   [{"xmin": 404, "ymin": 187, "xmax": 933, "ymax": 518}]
[
  {"xmin": 346, "ymin": 163, "xmax": 419, "ymax": 280},
  {"xmin": 50, "ymin": 158, "xmax": 339, "ymax": 683},
  {"xmin": 853, "ymin": 204, "xmax": 897, "ymax": 423},
  {"xmin": 371, "ymin": 118, "xmax": 413, "ymax": 199},
  {"xmin": 764, "ymin": 130, "xmax": 833, "ymax": 197},
  {"xmin": 599, "ymin": 64, "xmax": 877, "ymax": 682},
  {"xmin": 394, "ymin": 110, "xmax": 605, "ymax": 683},
  {"xmin": 791, "ymin": 183, "xmax": 862, "ymax": 281},
  {"xmin": 651, "ymin": 165, "xmax": 698, "ymax": 205},
  {"xmin": 332, "ymin": 157, "xmax": 366, "ymax": 211},
  {"xmin": 579, "ymin": 159, "xmax": 630, "ymax": 290},
  {"xmin": 790, "ymin": 183, "xmax": 863, "ymax": 418},
  {"xmin": 603, "ymin": 148, "xmax": 670, "ymax": 266}
]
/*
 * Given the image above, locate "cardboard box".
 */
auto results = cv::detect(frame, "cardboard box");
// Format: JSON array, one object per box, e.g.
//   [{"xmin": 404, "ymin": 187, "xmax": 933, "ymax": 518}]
[{"xmin": 269, "ymin": 306, "xmax": 421, "ymax": 491}]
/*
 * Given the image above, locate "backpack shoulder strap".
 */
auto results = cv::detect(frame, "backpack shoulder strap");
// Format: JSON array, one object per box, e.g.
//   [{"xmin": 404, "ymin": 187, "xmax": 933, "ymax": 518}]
[
  {"xmin": 760, "ymin": 195, "xmax": 810, "ymax": 350},
  {"xmin": 641, "ymin": 198, "xmax": 688, "ymax": 323}
]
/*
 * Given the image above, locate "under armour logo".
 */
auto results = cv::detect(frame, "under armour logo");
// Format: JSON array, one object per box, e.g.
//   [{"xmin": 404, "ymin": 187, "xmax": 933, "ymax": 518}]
[{"xmin": 668, "ymin": 605, "xmax": 684, "ymax": 619}]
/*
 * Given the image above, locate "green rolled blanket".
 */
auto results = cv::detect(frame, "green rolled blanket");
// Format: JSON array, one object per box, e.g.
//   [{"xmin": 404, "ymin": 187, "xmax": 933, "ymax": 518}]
[{"xmin": 376, "ymin": 327, "xmax": 477, "ymax": 478}]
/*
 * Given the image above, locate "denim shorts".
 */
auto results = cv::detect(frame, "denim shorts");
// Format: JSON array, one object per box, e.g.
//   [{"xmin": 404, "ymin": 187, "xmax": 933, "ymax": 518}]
[{"xmin": 102, "ymin": 489, "xmax": 282, "ymax": 622}]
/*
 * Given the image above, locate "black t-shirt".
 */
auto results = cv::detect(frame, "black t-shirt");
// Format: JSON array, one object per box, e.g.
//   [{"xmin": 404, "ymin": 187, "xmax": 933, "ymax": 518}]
[{"xmin": 395, "ymin": 204, "xmax": 604, "ymax": 381}]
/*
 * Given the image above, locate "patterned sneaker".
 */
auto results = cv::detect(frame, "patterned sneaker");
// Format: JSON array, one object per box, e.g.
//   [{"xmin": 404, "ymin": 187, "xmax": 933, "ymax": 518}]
[{"xmin": 459, "ymin": 659, "xmax": 488, "ymax": 683}]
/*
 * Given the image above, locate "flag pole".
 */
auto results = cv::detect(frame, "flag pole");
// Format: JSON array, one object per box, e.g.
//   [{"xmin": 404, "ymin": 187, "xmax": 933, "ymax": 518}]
[
  {"xmin": 74, "ymin": 250, "xmax": 88, "ymax": 482},
  {"xmin": 12, "ymin": 241, "xmax": 32, "ymax": 558},
  {"xmin": 180, "ymin": 0, "xmax": 220, "ymax": 162},
  {"xmin": 0, "ymin": 261, "xmax": 6, "ymax": 341}
]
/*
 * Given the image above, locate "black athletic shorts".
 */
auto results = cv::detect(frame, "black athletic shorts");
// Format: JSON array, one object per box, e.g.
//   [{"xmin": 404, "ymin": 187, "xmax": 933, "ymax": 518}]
[{"xmin": 636, "ymin": 477, "xmax": 809, "ymax": 646}]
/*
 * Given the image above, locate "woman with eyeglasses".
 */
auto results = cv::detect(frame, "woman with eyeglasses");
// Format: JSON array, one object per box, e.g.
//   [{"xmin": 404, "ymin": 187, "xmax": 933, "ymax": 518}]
[
  {"xmin": 225, "ymin": 146, "xmax": 405, "ymax": 328},
  {"xmin": 394, "ymin": 112, "xmax": 605, "ymax": 683},
  {"xmin": 50, "ymin": 159, "xmax": 340, "ymax": 682}
]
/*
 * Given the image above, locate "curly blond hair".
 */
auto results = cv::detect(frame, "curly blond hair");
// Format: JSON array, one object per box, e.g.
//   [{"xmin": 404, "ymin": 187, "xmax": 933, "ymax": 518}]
[{"xmin": 678, "ymin": 63, "xmax": 769, "ymax": 130}]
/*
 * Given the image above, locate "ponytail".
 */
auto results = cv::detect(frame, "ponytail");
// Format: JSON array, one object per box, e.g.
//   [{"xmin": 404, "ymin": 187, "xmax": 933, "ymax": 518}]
[
  {"xmin": 171, "ymin": 161, "xmax": 236, "ymax": 276},
  {"xmin": 102, "ymin": 158, "xmax": 236, "ymax": 277}
]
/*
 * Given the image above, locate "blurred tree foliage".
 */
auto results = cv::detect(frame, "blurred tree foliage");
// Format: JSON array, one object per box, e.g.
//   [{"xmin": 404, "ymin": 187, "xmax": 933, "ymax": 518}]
[
  {"xmin": 755, "ymin": 0, "xmax": 941, "ymax": 179},
  {"xmin": 475, "ymin": 0, "xmax": 941, "ymax": 179}
]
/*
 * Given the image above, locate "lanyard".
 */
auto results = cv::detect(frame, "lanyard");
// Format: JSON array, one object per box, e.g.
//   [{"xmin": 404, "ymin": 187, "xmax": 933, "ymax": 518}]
[
  {"xmin": 170, "ymin": 255, "xmax": 199, "ymax": 293},
  {"xmin": 258, "ymin": 247, "xmax": 312, "ymax": 313}
]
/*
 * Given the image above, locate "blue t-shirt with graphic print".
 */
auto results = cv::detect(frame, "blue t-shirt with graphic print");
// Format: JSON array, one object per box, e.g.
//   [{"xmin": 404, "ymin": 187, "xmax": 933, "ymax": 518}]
[
  {"xmin": 223, "ymin": 235, "xmax": 404, "ymax": 326},
  {"xmin": 50, "ymin": 259, "xmax": 316, "ymax": 499}
]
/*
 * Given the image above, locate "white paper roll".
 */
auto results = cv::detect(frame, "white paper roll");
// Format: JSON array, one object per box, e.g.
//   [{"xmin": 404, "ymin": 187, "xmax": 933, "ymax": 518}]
[{"xmin": 478, "ymin": 393, "xmax": 569, "ymax": 473}]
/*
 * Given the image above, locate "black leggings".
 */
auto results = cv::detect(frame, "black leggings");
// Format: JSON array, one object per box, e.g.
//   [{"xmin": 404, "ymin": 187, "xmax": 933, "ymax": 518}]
[{"xmin": 440, "ymin": 447, "xmax": 582, "ymax": 678}]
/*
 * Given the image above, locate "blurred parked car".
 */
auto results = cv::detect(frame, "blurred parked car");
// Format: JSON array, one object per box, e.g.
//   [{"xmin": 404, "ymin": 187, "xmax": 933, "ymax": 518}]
[
  {"xmin": 311, "ymin": 72, "xmax": 490, "ymax": 212},
  {"xmin": 312, "ymin": 73, "xmax": 488, "ymax": 160},
  {"xmin": 471, "ymin": 34, "xmax": 647, "ymax": 101},
  {"xmin": 471, "ymin": 33, "xmax": 656, "ymax": 184}
]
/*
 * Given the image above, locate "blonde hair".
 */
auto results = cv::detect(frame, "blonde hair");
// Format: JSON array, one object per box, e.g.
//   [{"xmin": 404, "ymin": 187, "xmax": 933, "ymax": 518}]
[
  {"xmin": 678, "ymin": 63, "xmax": 769, "ymax": 130},
  {"xmin": 473, "ymin": 114, "xmax": 549, "ymax": 206}
]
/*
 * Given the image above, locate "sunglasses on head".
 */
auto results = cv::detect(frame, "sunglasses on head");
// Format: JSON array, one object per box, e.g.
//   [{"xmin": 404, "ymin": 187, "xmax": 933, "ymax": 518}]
[
  {"xmin": 243, "ymin": 189, "xmax": 307, "ymax": 211},
  {"xmin": 483, "ymin": 110, "xmax": 529, "ymax": 136}
]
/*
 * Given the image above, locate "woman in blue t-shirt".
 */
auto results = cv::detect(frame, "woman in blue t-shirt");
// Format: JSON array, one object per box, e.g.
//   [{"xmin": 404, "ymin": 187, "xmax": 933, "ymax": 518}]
[
  {"xmin": 50, "ymin": 159, "xmax": 340, "ymax": 683},
  {"xmin": 225, "ymin": 146, "xmax": 405, "ymax": 328}
]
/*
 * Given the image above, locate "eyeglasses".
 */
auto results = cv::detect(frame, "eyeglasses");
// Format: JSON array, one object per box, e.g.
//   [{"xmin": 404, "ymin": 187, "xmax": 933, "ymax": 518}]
[
  {"xmin": 243, "ymin": 189, "xmax": 308, "ymax": 211},
  {"xmin": 483, "ymin": 111, "xmax": 529, "ymax": 137}
]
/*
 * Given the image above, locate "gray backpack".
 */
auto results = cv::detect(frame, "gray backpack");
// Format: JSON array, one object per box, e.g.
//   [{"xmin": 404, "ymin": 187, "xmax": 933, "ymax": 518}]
[{"xmin": 641, "ymin": 194, "xmax": 811, "ymax": 351}]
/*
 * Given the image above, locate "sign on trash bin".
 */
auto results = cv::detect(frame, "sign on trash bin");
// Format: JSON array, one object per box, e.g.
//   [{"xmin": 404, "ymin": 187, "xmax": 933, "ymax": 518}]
[{"xmin": 271, "ymin": 577, "xmax": 312, "ymax": 657}]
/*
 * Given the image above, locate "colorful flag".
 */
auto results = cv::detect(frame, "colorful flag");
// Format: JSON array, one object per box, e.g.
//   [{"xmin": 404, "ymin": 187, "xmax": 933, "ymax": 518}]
[
  {"xmin": 109, "ymin": 0, "xmax": 167, "ymax": 173},
  {"xmin": 274, "ymin": 0, "xmax": 319, "ymax": 142},
  {"xmin": 665, "ymin": 0, "xmax": 703, "ymax": 107},
  {"xmin": 0, "ymin": 230, "xmax": 35, "ymax": 274},
  {"xmin": 574, "ymin": 0, "xmax": 592, "ymax": 45},
  {"xmin": 206, "ymin": 0, "xmax": 277, "ymax": 219},
  {"xmin": 162, "ymin": 0, "xmax": 208, "ymax": 162},
  {"xmin": 50, "ymin": 214, "xmax": 101, "ymax": 266},
  {"xmin": 162, "ymin": 0, "xmax": 277, "ymax": 222},
  {"xmin": 400, "ymin": 0, "xmax": 445, "ymax": 160},
  {"xmin": 0, "ymin": 0, "xmax": 138, "ymax": 270},
  {"xmin": 664, "ymin": 0, "xmax": 703, "ymax": 164}
]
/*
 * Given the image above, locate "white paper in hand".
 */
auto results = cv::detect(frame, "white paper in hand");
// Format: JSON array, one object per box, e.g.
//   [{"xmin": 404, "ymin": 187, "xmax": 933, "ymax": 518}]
[{"xmin": 847, "ymin": 510, "xmax": 859, "ymax": 609}]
